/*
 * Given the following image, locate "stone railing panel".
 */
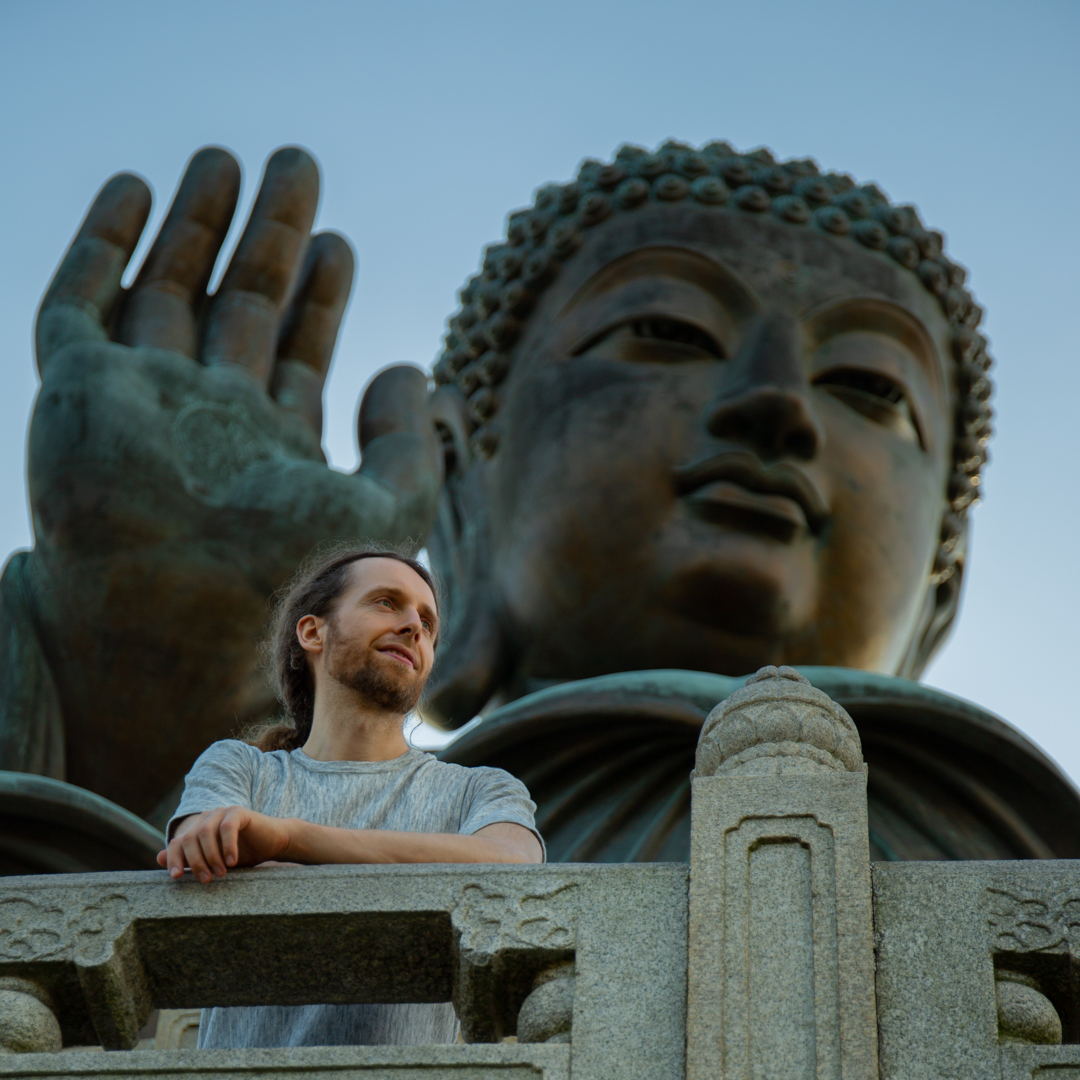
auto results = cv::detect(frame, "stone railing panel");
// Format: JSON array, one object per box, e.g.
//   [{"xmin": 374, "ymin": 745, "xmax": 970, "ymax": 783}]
[
  {"xmin": 873, "ymin": 860, "xmax": 1080, "ymax": 1079},
  {"xmin": 0, "ymin": 1043, "xmax": 572, "ymax": 1078},
  {"xmin": 0, "ymin": 862, "xmax": 687, "ymax": 1080}
]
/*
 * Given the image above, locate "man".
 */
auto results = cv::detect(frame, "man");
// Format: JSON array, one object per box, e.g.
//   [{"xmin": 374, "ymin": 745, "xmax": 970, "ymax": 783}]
[{"xmin": 160, "ymin": 547, "xmax": 543, "ymax": 1048}]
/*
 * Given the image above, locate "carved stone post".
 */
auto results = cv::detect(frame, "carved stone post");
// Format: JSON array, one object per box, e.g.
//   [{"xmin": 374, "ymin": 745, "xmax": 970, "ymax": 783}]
[
  {"xmin": 686, "ymin": 666, "xmax": 878, "ymax": 1080},
  {"xmin": 451, "ymin": 878, "xmax": 577, "ymax": 1043}
]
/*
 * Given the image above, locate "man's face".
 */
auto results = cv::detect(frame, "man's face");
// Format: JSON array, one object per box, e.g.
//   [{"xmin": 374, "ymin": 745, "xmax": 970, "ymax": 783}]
[
  {"xmin": 319, "ymin": 558, "xmax": 438, "ymax": 713},
  {"xmin": 485, "ymin": 203, "xmax": 955, "ymax": 682}
]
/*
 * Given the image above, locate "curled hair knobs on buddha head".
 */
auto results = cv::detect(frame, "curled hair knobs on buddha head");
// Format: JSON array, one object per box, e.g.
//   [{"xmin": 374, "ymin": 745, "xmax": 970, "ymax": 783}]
[{"xmin": 433, "ymin": 140, "xmax": 994, "ymax": 591}]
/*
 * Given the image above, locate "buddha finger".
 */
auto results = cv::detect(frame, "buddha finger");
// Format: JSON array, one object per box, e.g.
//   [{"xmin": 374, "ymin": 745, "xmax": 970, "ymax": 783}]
[
  {"xmin": 119, "ymin": 147, "xmax": 241, "ymax": 357},
  {"xmin": 356, "ymin": 365, "xmax": 443, "ymax": 519},
  {"xmin": 270, "ymin": 231, "xmax": 355, "ymax": 435},
  {"xmin": 35, "ymin": 173, "xmax": 151, "ymax": 376},
  {"xmin": 201, "ymin": 146, "xmax": 320, "ymax": 385}
]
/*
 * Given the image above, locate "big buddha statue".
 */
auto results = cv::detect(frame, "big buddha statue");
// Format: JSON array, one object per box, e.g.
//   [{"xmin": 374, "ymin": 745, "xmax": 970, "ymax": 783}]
[
  {"xmin": 2, "ymin": 140, "xmax": 1077, "ymax": 874},
  {"xmin": 419, "ymin": 140, "xmax": 1080, "ymax": 864}
]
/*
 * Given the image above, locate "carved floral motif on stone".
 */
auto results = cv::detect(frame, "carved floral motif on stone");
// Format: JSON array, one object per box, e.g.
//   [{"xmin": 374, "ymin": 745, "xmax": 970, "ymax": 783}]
[
  {"xmin": 0, "ymin": 892, "xmax": 131, "ymax": 963},
  {"xmin": 453, "ymin": 881, "xmax": 578, "ymax": 956},
  {"xmin": 988, "ymin": 887, "xmax": 1080, "ymax": 956}
]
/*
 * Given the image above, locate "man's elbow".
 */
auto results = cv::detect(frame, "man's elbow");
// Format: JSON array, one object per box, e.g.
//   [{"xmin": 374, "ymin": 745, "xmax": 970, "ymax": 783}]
[
  {"xmin": 498, "ymin": 838, "xmax": 543, "ymax": 864},
  {"xmin": 473, "ymin": 823, "xmax": 544, "ymax": 864}
]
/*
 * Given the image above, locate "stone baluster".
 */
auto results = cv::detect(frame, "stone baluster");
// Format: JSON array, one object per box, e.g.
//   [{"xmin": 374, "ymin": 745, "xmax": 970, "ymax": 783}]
[
  {"xmin": 517, "ymin": 961, "xmax": 575, "ymax": 1044},
  {"xmin": 0, "ymin": 979, "xmax": 62, "ymax": 1054},
  {"xmin": 995, "ymin": 969, "xmax": 1062, "ymax": 1045},
  {"xmin": 686, "ymin": 666, "xmax": 878, "ymax": 1080}
]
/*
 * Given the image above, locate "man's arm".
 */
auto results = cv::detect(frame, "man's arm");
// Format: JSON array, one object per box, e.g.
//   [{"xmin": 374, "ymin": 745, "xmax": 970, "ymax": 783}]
[{"xmin": 158, "ymin": 806, "xmax": 542, "ymax": 883}]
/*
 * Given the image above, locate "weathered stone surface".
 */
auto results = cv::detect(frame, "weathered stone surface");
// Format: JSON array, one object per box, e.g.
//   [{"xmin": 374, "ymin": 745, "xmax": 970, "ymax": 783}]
[
  {"xmin": 0, "ymin": 981, "xmax": 60, "ymax": 1054},
  {"xmin": 688, "ymin": 773, "xmax": 877, "ymax": 1080},
  {"xmin": 0, "ymin": 862, "xmax": 686, "ymax": 1080},
  {"xmin": 873, "ymin": 860, "xmax": 1080, "ymax": 1079},
  {"xmin": 0, "ymin": 1043, "xmax": 570, "ymax": 1077},
  {"xmin": 517, "ymin": 963, "xmax": 574, "ymax": 1044},
  {"xmin": 873, "ymin": 863, "xmax": 999, "ymax": 1079},
  {"xmin": 695, "ymin": 666, "xmax": 864, "ymax": 778},
  {"xmin": 995, "ymin": 971, "xmax": 1061, "ymax": 1045},
  {"xmin": 11, "ymin": 677, "xmax": 1080, "ymax": 1079},
  {"xmin": 999, "ymin": 1043, "xmax": 1080, "ymax": 1079},
  {"xmin": 571, "ymin": 865, "xmax": 686, "ymax": 1080},
  {"xmin": 452, "ymin": 876, "xmax": 576, "ymax": 1043},
  {"xmin": 688, "ymin": 668, "xmax": 877, "ymax": 1080}
]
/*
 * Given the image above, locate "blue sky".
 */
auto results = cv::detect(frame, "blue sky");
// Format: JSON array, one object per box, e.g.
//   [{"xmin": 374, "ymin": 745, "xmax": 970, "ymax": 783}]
[{"xmin": 1, "ymin": 0, "xmax": 1078, "ymax": 770}]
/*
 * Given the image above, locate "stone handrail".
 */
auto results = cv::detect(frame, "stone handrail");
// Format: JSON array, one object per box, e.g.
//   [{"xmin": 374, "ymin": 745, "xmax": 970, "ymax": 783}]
[{"xmin": 0, "ymin": 860, "xmax": 687, "ymax": 1076}]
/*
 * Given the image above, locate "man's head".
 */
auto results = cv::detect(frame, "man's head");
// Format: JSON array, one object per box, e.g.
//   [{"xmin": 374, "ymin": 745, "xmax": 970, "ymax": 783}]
[
  {"xmin": 250, "ymin": 547, "xmax": 439, "ymax": 751},
  {"xmin": 423, "ymin": 141, "xmax": 993, "ymax": 726}
]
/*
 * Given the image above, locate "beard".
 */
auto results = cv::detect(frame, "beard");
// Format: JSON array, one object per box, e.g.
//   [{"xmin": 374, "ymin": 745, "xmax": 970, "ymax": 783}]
[{"xmin": 323, "ymin": 628, "xmax": 427, "ymax": 716}]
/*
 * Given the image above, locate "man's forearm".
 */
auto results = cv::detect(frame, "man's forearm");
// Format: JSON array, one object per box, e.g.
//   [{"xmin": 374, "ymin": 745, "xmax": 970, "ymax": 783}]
[{"xmin": 281, "ymin": 820, "xmax": 540, "ymax": 865}]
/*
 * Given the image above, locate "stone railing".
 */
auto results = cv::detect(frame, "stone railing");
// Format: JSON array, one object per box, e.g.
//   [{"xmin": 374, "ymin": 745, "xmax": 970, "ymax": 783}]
[{"xmin": 1, "ymin": 667, "xmax": 1079, "ymax": 1079}]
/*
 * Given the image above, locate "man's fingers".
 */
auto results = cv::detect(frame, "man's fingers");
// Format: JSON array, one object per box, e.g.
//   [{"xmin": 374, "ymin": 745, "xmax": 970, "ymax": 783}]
[
  {"xmin": 270, "ymin": 231, "xmax": 355, "ymax": 434},
  {"xmin": 219, "ymin": 810, "xmax": 242, "ymax": 867},
  {"xmin": 119, "ymin": 147, "xmax": 241, "ymax": 357},
  {"xmin": 202, "ymin": 146, "xmax": 320, "ymax": 385},
  {"xmin": 35, "ymin": 173, "xmax": 152, "ymax": 374},
  {"xmin": 181, "ymin": 835, "xmax": 212, "ymax": 883},
  {"xmin": 196, "ymin": 828, "xmax": 228, "ymax": 880},
  {"xmin": 166, "ymin": 836, "xmax": 188, "ymax": 879}
]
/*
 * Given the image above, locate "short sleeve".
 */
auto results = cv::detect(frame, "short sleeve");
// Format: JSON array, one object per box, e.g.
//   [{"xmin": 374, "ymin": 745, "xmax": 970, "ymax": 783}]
[
  {"xmin": 167, "ymin": 740, "xmax": 257, "ymax": 842},
  {"xmin": 459, "ymin": 767, "xmax": 546, "ymax": 861}
]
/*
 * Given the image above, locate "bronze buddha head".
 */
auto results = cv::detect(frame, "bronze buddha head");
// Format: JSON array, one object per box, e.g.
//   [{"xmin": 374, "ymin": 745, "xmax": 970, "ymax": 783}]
[{"xmin": 423, "ymin": 141, "xmax": 993, "ymax": 726}]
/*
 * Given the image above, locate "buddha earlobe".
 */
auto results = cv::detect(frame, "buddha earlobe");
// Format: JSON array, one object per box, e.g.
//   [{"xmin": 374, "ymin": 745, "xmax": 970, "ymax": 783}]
[
  {"xmin": 421, "ymin": 410, "xmax": 511, "ymax": 726},
  {"xmin": 429, "ymin": 383, "xmax": 473, "ymax": 479},
  {"xmin": 897, "ymin": 512, "xmax": 968, "ymax": 680},
  {"xmin": 421, "ymin": 581, "xmax": 511, "ymax": 729}
]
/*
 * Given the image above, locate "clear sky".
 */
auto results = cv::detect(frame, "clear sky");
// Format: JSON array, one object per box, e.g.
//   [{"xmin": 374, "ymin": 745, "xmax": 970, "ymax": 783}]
[{"xmin": 1, "ymin": 1, "xmax": 1078, "ymax": 770}]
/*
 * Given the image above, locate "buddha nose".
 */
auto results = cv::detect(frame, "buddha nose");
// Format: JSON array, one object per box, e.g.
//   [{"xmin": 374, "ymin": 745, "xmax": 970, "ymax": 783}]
[{"xmin": 706, "ymin": 314, "xmax": 824, "ymax": 461}]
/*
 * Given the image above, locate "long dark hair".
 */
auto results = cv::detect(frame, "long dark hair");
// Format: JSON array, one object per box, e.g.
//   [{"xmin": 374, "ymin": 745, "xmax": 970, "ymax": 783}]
[{"xmin": 245, "ymin": 545, "xmax": 439, "ymax": 753}]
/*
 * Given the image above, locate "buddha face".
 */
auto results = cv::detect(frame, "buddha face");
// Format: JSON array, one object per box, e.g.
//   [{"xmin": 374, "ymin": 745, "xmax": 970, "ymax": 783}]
[{"xmin": 476, "ymin": 202, "xmax": 956, "ymax": 685}]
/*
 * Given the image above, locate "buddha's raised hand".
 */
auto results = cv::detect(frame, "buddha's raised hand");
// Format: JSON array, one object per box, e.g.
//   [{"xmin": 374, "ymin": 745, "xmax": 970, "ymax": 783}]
[{"xmin": 6, "ymin": 147, "xmax": 441, "ymax": 818}]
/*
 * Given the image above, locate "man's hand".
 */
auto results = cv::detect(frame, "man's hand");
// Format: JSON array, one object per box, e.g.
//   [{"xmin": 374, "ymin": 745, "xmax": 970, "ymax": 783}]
[
  {"xmin": 15, "ymin": 147, "xmax": 444, "ymax": 817},
  {"xmin": 158, "ymin": 806, "xmax": 294, "ymax": 882},
  {"xmin": 158, "ymin": 810, "xmax": 543, "ymax": 883}
]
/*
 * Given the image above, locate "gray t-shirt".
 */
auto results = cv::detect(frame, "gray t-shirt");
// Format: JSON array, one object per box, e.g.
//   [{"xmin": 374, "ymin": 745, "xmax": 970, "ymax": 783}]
[{"xmin": 169, "ymin": 739, "xmax": 543, "ymax": 1049}]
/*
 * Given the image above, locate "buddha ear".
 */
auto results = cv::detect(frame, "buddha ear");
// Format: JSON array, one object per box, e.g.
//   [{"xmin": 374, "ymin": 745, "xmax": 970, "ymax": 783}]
[
  {"xmin": 429, "ymin": 383, "xmax": 473, "ymax": 479},
  {"xmin": 896, "ymin": 515, "xmax": 968, "ymax": 681},
  {"xmin": 421, "ymin": 579, "xmax": 512, "ymax": 729},
  {"xmin": 420, "ymin": 393, "xmax": 513, "ymax": 728}
]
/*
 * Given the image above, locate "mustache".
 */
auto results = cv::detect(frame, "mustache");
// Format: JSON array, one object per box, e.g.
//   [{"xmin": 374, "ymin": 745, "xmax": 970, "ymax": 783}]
[{"xmin": 673, "ymin": 449, "xmax": 830, "ymax": 532}]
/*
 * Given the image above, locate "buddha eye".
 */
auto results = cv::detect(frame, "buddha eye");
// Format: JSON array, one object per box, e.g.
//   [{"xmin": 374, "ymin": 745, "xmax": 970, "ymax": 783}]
[
  {"xmin": 576, "ymin": 316, "xmax": 726, "ymax": 362},
  {"xmin": 815, "ymin": 368, "xmax": 904, "ymax": 404},
  {"xmin": 813, "ymin": 367, "xmax": 924, "ymax": 448},
  {"xmin": 629, "ymin": 318, "xmax": 725, "ymax": 358}
]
